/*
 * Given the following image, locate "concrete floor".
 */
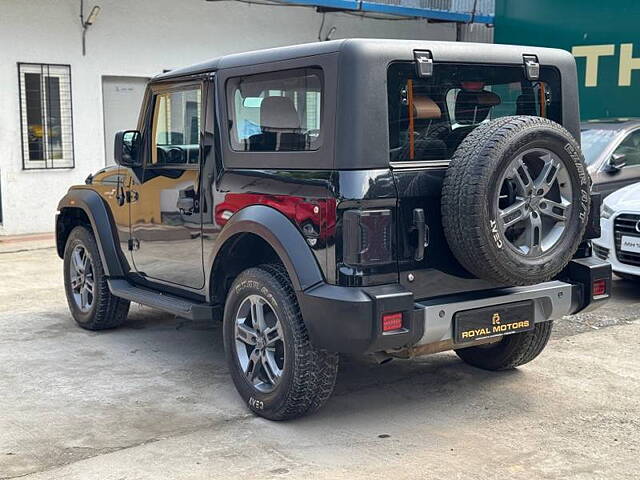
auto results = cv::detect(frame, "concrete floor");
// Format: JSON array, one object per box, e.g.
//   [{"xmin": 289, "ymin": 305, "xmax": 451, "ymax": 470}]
[{"xmin": 0, "ymin": 247, "xmax": 639, "ymax": 480}]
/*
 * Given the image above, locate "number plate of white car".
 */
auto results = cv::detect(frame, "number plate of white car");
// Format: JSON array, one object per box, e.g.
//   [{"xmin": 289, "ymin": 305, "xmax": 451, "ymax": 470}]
[{"xmin": 621, "ymin": 235, "xmax": 640, "ymax": 254}]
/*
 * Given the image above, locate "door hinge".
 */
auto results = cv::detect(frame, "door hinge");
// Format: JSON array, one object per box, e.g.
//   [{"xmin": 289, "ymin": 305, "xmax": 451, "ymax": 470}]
[
  {"xmin": 128, "ymin": 238, "xmax": 140, "ymax": 251},
  {"xmin": 126, "ymin": 190, "xmax": 139, "ymax": 203}
]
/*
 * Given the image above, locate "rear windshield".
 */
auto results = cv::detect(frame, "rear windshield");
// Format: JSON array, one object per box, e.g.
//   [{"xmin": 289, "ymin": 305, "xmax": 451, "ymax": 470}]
[{"xmin": 387, "ymin": 63, "xmax": 562, "ymax": 163}]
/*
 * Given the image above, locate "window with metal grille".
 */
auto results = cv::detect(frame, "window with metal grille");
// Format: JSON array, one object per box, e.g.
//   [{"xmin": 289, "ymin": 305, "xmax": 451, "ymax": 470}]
[{"xmin": 18, "ymin": 63, "xmax": 74, "ymax": 169}]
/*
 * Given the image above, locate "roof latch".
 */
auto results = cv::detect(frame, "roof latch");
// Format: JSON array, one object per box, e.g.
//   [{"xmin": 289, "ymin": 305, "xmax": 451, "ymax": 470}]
[
  {"xmin": 414, "ymin": 50, "xmax": 433, "ymax": 78},
  {"xmin": 523, "ymin": 54, "xmax": 540, "ymax": 81}
]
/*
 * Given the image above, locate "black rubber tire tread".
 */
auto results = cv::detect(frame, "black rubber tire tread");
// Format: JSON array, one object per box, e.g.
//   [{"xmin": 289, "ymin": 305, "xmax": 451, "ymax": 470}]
[
  {"xmin": 442, "ymin": 117, "xmax": 518, "ymax": 273},
  {"xmin": 63, "ymin": 226, "xmax": 130, "ymax": 330},
  {"xmin": 615, "ymin": 272, "xmax": 640, "ymax": 282},
  {"xmin": 441, "ymin": 116, "xmax": 591, "ymax": 285},
  {"xmin": 455, "ymin": 320, "xmax": 553, "ymax": 371},
  {"xmin": 259, "ymin": 264, "xmax": 339, "ymax": 416},
  {"xmin": 223, "ymin": 264, "xmax": 338, "ymax": 420}
]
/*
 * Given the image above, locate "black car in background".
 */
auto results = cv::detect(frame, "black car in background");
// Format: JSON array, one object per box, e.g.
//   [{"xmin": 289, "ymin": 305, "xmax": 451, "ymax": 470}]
[{"xmin": 582, "ymin": 119, "xmax": 640, "ymax": 198}]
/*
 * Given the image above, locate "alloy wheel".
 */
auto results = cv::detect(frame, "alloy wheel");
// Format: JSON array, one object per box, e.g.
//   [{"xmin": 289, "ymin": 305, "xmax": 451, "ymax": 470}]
[
  {"xmin": 496, "ymin": 148, "xmax": 573, "ymax": 256},
  {"xmin": 69, "ymin": 244, "xmax": 95, "ymax": 312},
  {"xmin": 234, "ymin": 294, "xmax": 285, "ymax": 393}
]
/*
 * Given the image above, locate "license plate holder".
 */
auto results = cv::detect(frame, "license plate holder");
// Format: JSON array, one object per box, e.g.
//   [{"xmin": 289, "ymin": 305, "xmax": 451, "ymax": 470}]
[
  {"xmin": 454, "ymin": 300, "xmax": 535, "ymax": 344},
  {"xmin": 621, "ymin": 235, "xmax": 640, "ymax": 254}
]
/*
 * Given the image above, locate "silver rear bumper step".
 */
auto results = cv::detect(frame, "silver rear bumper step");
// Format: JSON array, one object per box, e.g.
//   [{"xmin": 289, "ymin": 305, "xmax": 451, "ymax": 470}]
[{"xmin": 414, "ymin": 280, "xmax": 573, "ymax": 346}]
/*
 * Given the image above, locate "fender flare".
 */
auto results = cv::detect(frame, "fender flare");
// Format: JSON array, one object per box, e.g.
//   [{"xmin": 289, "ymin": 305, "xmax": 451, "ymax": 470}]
[
  {"xmin": 56, "ymin": 189, "xmax": 126, "ymax": 277},
  {"xmin": 209, "ymin": 205, "xmax": 324, "ymax": 293}
]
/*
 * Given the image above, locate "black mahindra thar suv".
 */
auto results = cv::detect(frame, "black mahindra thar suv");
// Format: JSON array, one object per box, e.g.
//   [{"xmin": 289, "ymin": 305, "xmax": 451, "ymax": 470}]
[{"xmin": 56, "ymin": 40, "xmax": 611, "ymax": 420}]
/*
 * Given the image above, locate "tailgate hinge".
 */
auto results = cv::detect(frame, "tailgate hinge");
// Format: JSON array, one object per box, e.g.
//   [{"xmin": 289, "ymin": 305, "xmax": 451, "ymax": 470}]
[
  {"xmin": 414, "ymin": 50, "xmax": 434, "ymax": 78},
  {"xmin": 523, "ymin": 54, "xmax": 540, "ymax": 81}
]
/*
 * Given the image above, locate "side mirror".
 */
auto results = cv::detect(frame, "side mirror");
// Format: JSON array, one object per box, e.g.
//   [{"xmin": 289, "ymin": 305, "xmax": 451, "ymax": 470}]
[
  {"xmin": 114, "ymin": 130, "xmax": 142, "ymax": 167},
  {"xmin": 606, "ymin": 152, "xmax": 627, "ymax": 172}
]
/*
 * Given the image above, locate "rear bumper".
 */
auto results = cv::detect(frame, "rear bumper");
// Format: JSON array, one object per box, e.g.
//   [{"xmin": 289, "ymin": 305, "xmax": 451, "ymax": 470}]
[{"xmin": 298, "ymin": 257, "xmax": 612, "ymax": 354}]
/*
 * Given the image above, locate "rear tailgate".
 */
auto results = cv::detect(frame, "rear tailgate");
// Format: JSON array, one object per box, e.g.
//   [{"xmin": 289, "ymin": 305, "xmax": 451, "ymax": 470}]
[{"xmin": 392, "ymin": 166, "xmax": 503, "ymax": 299}]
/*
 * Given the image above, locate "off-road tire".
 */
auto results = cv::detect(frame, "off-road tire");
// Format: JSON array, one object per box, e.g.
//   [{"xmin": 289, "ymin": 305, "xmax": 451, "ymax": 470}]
[
  {"xmin": 63, "ymin": 226, "xmax": 130, "ymax": 330},
  {"xmin": 441, "ymin": 116, "xmax": 591, "ymax": 285},
  {"xmin": 455, "ymin": 320, "xmax": 553, "ymax": 370},
  {"xmin": 223, "ymin": 264, "xmax": 339, "ymax": 420}
]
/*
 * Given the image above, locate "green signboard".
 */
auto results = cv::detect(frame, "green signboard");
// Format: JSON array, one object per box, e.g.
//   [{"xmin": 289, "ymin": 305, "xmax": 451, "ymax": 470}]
[{"xmin": 495, "ymin": 0, "xmax": 640, "ymax": 120}]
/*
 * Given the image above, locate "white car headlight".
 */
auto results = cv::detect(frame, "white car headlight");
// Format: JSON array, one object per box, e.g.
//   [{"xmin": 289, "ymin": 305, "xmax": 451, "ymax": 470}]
[{"xmin": 601, "ymin": 204, "xmax": 615, "ymax": 219}]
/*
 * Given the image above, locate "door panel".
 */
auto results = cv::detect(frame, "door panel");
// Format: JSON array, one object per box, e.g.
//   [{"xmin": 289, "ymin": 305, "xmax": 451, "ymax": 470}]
[{"xmin": 129, "ymin": 84, "xmax": 205, "ymax": 289}]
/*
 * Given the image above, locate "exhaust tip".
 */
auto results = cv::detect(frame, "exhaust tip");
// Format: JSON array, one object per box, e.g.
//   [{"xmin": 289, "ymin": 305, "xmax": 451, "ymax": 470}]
[{"xmin": 372, "ymin": 353, "xmax": 394, "ymax": 365}]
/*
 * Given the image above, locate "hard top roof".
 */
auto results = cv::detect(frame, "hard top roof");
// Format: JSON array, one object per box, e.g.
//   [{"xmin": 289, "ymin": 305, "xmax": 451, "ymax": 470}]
[{"xmin": 153, "ymin": 38, "xmax": 574, "ymax": 81}]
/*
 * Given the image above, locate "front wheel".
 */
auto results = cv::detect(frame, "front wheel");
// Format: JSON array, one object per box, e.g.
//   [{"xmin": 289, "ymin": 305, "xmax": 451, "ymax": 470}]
[
  {"xmin": 455, "ymin": 321, "xmax": 553, "ymax": 371},
  {"xmin": 223, "ymin": 264, "xmax": 338, "ymax": 420},
  {"xmin": 63, "ymin": 226, "xmax": 130, "ymax": 330}
]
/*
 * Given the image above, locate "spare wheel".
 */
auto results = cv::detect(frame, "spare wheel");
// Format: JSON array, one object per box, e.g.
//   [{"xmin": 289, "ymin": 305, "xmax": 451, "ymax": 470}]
[{"xmin": 441, "ymin": 116, "xmax": 591, "ymax": 286}]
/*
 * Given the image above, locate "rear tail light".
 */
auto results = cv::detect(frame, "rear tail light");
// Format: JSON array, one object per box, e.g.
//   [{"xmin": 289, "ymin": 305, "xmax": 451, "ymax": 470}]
[
  {"xmin": 382, "ymin": 312, "xmax": 403, "ymax": 332},
  {"xmin": 592, "ymin": 279, "xmax": 607, "ymax": 297},
  {"xmin": 343, "ymin": 209, "xmax": 393, "ymax": 266}
]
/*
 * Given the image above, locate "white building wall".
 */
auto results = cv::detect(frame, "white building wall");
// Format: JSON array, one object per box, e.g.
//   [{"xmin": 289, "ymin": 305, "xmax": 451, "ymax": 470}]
[{"xmin": 0, "ymin": 0, "xmax": 456, "ymax": 235}]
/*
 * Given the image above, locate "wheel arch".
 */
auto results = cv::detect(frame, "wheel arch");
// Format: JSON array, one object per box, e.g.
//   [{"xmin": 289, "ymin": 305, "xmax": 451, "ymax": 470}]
[
  {"xmin": 208, "ymin": 205, "xmax": 325, "ymax": 305},
  {"xmin": 56, "ymin": 189, "xmax": 126, "ymax": 277}
]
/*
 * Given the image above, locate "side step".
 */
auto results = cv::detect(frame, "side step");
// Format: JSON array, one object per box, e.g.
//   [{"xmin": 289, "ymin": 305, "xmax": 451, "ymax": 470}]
[{"xmin": 107, "ymin": 279, "xmax": 215, "ymax": 321}]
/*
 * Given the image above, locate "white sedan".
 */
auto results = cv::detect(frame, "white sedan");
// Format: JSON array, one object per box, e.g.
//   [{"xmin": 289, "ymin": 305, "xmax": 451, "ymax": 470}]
[{"xmin": 592, "ymin": 182, "xmax": 640, "ymax": 280}]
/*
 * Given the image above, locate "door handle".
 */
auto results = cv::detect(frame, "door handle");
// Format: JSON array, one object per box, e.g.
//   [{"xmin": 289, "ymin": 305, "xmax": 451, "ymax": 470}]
[{"xmin": 411, "ymin": 208, "xmax": 428, "ymax": 262}]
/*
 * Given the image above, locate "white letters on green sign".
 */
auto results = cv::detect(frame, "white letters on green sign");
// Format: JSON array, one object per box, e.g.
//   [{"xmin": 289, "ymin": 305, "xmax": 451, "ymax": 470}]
[
  {"xmin": 572, "ymin": 43, "xmax": 640, "ymax": 87},
  {"xmin": 571, "ymin": 44, "xmax": 615, "ymax": 87}
]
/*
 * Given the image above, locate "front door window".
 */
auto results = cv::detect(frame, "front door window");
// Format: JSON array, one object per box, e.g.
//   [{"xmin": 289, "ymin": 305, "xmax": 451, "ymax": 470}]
[{"xmin": 152, "ymin": 88, "xmax": 201, "ymax": 166}]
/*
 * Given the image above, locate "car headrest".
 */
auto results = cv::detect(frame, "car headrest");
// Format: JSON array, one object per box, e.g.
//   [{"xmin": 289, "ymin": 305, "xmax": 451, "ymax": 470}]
[
  {"xmin": 516, "ymin": 92, "xmax": 537, "ymax": 116},
  {"xmin": 412, "ymin": 96, "xmax": 441, "ymax": 120},
  {"xmin": 455, "ymin": 90, "xmax": 501, "ymax": 125},
  {"xmin": 260, "ymin": 96, "xmax": 300, "ymax": 131}
]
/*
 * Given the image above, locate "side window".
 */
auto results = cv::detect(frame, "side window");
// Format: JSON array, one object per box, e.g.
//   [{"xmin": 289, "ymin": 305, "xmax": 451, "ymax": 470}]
[
  {"xmin": 612, "ymin": 130, "xmax": 640, "ymax": 167},
  {"xmin": 226, "ymin": 68, "xmax": 323, "ymax": 152},
  {"xmin": 151, "ymin": 87, "xmax": 201, "ymax": 166}
]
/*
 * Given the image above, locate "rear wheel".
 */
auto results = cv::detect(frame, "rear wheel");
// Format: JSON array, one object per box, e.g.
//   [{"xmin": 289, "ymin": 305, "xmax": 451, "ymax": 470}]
[
  {"xmin": 223, "ymin": 264, "xmax": 338, "ymax": 420},
  {"xmin": 455, "ymin": 321, "xmax": 553, "ymax": 370},
  {"xmin": 63, "ymin": 226, "xmax": 130, "ymax": 330}
]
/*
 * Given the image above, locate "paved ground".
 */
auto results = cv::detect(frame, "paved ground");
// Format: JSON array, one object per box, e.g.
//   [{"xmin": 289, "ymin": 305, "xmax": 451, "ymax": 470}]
[{"xmin": 0, "ymin": 247, "xmax": 639, "ymax": 480}]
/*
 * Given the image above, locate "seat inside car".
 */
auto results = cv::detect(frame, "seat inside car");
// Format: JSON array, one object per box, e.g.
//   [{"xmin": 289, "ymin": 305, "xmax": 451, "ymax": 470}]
[
  {"xmin": 446, "ymin": 88, "xmax": 501, "ymax": 152},
  {"xmin": 248, "ymin": 96, "xmax": 305, "ymax": 151},
  {"xmin": 399, "ymin": 95, "xmax": 448, "ymax": 161}
]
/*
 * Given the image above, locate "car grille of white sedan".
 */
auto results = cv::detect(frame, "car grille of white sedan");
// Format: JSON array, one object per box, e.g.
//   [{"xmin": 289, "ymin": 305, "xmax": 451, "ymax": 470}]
[
  {"xmin": 614, "ymin": 214, "xmax": 640, "ymax": 267},
  {"xmin": 593, "ymin": 243, "xmax": 610, "ymax": 261}
]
